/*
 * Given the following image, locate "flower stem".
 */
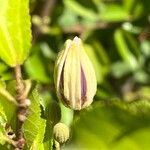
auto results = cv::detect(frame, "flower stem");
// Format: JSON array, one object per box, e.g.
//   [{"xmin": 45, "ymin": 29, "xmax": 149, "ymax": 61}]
[{"xmin": 60, "ymin": 103, "xmax": 74, "ymax": 127}]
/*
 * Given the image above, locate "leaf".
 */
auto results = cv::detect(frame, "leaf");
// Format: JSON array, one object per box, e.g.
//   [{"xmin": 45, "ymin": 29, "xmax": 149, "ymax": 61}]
[
  {"xmin": 0, "ymin": 62, "xmax": 8, "ymax": 75},
  {"xmin": 0, "ymin": 0, "xmax": 31, "ymax": 67},
  {"xmin": 0, "ymin": 103, "xmax": 8, "ymax": 145},
  {"xmin": 0, "ymin": 80, "xmax": 17, "ymax": 129},
  {"xmin": 92, "ymin": 41, "xmax": 110, "ymax": 66},
  {"xmin": 123, "ymin": 0, "xmax": 136, "ymax": 13},
  {"xmin": 141, "ymin": 40, "xmax": 150, "ymax": 57},
  {"xmin": 43, "ymin": 121, "xmax": 53, "ymax": 150},
  {"xmin": 66, "ymin": 100, "xmax": 150, "ymax": 150},
  {"xmin": 114, "ymin": 29, "xmax": 138, "ymax": 70},
  {"xmin": 123, "ymin": 31, "xmax": 141, "ymax": 58},
  {"xmin": 64, "ymin": 0, "xmax": 98, "ymax": 22},
  {"xmin": 111, "ymin": 61, "xmax": 132, "ymax": 78},
  {"xmin": 0, "ymin": 80, "xmax": 17, "ymax": 105},
  {"xmin": 99, "ymin": 4, "xmax": 129, "ymax": 22},
  {"xmin": 23, "ymin": 86, "xmax": 46, "ymax": 148},
  {"xmin": 42, "ymin": 98, "xmax": 60, "ymax": 150},
  {"xmin": 0, "ymin": 60, "xmax": 13, "ymax": 81},
  {"xmin": 58, "ymin": 7, "xmax": 79, "ymax": 27},
  {"xmin": 0, "ymin": 103, "xmax": 14, "ymax": 147},
  {"xmin": 24, "ymin": 52, "xmax": 50, "ymax": 84}
]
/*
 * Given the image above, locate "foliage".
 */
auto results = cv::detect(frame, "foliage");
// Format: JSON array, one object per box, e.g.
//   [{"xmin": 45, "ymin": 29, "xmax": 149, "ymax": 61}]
[
  {"xmin": 0, "ymin": 0, "xmax": 150, "ymax": 149},
  {"xmin": 0, "ymin": 0, "xmax": 31, "ymax": 66}
]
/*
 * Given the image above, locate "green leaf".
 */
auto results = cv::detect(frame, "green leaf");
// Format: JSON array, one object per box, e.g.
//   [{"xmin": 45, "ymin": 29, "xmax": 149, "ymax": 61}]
[
  {"xmin": 123, "ymin": 0, "xmax": 136, "ymax": 13},
  {"xmin": 0, "ymin": 80, "xmax": 17, "ymax": 105},
  {"xmin": 0, "ymin": 103, "xmax": 14, "ymax": 147},
  {"xmin": 64, "ymin": 0, "xmax": 98, "ymax": 22},
  {"xmin": 43, "ymin": 121, "xmax": 53, "ymax": 150},
  {"xmin": 141, "ymin": 40, "xmax": 150, "ymax": 57},
  {"xmin": 111, "ymin": 61, "xmax": 132, "ymax": 78},
  {"xmin": 0, "ymin": 80, "xmax": 17, "ymax": 129},
  {"xmin": 66, "ymin": 100, "xmax": 150, "ymax": 150},
  {"xmin": 24, "ymin": 52, "xmax": 50, "ymax": 84},
  {"xmin": 92, "ymin": 41, "xmax": 110, "ymax": 66},
  {"xmin": 23, "ymin": 86, "xmax": 46, "ymax": 148},
  {"xmin": 0, "ymin": 103, "xmax": 7, "ymax": 145},
  {"xmin": 114, "ymin": 29, "xmax": 138, "ymax": 70},
  {"xmin": 59, "ymin": 7, "xmax": 79, "ymax": 27},
  {"xmin": 123, "ymin": 31, "xmax": 141, "ymax": 58},
  {"xmin": 99, "ymin": 4, "xmax": 129, "ymax": 22},
  {"xmin": 0, "ymin": 0, "xmax": 31, "ymax": 67}
]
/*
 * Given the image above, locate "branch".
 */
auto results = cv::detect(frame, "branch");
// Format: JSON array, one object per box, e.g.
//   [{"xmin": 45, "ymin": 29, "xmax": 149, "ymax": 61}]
[{"xmin": 14, "ymin": 65, "xmax": 30, "ymax": 150}]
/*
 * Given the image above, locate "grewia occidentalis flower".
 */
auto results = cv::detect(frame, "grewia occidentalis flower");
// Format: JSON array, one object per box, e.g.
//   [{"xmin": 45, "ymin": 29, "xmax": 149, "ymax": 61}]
[{"xmin": 54, "ymin": 36, "xmax": 97, "ymax": 110}]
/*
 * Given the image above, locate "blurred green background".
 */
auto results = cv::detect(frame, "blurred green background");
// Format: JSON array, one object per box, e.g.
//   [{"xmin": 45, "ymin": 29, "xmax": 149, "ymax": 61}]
[{"xmin": 1, "ymin": 0, "xmax": 150, "ymax": 149}]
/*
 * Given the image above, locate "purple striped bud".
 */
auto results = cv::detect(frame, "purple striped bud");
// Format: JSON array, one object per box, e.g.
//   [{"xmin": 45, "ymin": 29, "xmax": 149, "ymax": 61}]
[{"xmin": 54, "ymin": 37, "xmax": 97, "ymax": 110}]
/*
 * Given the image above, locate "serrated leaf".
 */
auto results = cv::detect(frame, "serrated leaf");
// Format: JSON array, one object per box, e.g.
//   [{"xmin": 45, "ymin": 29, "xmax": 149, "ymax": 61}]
[
  {"xmin": 0, "ymin": 0, "xmax": 31, "ymax": 67},
  {"xmin": 0, "ymin": 103, "xmax": 8, "ymax": 145},
  {"xmin": 23, "ymin": 86, "xmax": 46, "ymax": 148}
]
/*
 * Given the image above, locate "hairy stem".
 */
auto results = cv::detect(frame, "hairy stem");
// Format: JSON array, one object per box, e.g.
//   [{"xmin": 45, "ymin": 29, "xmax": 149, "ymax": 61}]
[{"xmin": 14, "ymin": 65, "xmax": 28, "ymax": 150}]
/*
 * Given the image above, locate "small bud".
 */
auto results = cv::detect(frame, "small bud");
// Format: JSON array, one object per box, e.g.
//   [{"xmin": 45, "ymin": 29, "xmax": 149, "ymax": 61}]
[
  {"xmin": 53, "ymin": 122, "xmax": 69, "ymax": 144},
  {"xmin": 54, "ymin": 36, "xmax": 97, "ymax": 110},
  {"xmin": 32, "ymin": 15, "xmax": 42, "ymax": 26},
  {"xmin": 25, "ymin": 99, "xmax": 31, "ymax": 106},
  {"xmin": 18, "ymin": 114, "xmax": 26, "ymax": 122}
]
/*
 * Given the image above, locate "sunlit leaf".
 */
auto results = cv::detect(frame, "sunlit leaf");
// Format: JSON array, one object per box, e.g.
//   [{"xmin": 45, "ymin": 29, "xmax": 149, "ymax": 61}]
[
  {"xmin": 0, "ymin": 103, "xmax": 8, "ymax": 145},
  {"xmin": 0, "ymin": 0, "xmax": 31, "ymax": 67},
  {"xmin": 23, "ymin": 86, "xmax": 46, "ymax": 148}
]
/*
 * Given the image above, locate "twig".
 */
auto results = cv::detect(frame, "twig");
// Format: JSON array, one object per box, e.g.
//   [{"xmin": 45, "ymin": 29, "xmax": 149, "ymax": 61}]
[
  {"xmin": 32, "ymin": 0, "xmax": 57, "ymax": 43},
  {"xmin": 14, "ymin": 65, "xmax": 30, "ymax": 150},
  {"xmin": 62, "ymin": 22, "xmax": 125, "ymax": 36}
]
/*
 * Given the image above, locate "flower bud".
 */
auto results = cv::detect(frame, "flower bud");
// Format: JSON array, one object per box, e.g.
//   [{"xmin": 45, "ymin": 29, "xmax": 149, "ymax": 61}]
[
  {"xmin": 53, "ymin": 122, "xmax": 69, "ymax": 144},
  {"xmin": 54, "ymin": 36, "xmax": 97, "ymax": 110}
]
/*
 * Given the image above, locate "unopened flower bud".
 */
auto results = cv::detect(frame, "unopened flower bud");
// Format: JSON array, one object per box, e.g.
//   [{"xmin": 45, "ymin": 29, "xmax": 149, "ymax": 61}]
[
  {"xmin": 54, "ymin": 36, "xmax": 97, "ymax": 110},
  {"xmin": 53, "ymin": 122, "xmax": 69, "ymax": 144}
]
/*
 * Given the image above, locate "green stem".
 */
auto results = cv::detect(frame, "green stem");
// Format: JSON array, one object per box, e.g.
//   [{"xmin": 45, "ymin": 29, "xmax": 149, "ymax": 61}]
[{"xmin": 60, "ymin": 103, "xmax": 74, "ymax": 127}]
